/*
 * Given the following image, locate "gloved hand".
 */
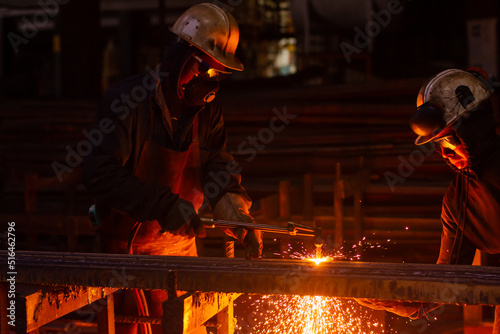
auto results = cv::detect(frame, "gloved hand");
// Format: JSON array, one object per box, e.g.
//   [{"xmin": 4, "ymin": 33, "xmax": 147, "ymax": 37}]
[
  {"xmin": 242, "ymin": 229, "xmax": 263, "ymax": 260},
  {"xmin": 213, "ymin": 192, "xmax": 263, "ymax": 259},
  {"xmin": 161, "ymin": 197, "xmax": 206, "ymax": 238},
  {"xmin": 355, "ymin": 298, "xmax": 442, "ymax": 320}
]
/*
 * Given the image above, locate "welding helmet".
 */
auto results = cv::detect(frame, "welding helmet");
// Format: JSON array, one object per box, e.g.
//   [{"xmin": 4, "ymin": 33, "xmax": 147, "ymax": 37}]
[
  {"xmin": 170, "ymin": 3, "xmax": 244, "ymax": 71},
  {"xmin": 410, "ymin": 69, "xmax": 492, "ymax": 145}
]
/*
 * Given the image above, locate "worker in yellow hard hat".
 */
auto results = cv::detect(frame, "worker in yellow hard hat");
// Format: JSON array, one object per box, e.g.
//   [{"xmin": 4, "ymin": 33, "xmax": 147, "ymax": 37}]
[{"xmin": 83, "ymin": 4, "xmax": 262, "ymax": 333}]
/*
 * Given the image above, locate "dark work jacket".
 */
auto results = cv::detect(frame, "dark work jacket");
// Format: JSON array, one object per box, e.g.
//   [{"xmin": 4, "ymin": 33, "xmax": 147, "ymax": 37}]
[
  {"xmin": 82, "ymin": 70, "xmax": 248, "ymax": 229},
  {"xmin": 437, "ymin": 108, "xmax": 500, "ymax": 264}
]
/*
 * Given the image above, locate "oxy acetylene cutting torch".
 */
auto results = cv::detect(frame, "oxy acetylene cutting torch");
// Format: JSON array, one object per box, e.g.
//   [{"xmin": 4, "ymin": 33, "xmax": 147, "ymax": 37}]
[{"xmin": 200, "ymin": 217, "xmax": 324, "ymax": 258}]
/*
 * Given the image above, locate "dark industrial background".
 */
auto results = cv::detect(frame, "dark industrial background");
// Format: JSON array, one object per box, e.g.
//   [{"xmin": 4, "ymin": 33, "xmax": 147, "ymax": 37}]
[
  {"xmin": 1, "ymin": 0, "xmax": 499, "ymax": 256},
  {"xmin": 0, "ymin": 1, "xmax": 499, "ymax": 332}
]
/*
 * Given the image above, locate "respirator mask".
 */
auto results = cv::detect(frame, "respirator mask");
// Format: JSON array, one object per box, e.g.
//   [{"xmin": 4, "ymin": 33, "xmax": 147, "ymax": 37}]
[{"xmin": 178, "ymin": 55, "xmax": 231, "ymax": 106}]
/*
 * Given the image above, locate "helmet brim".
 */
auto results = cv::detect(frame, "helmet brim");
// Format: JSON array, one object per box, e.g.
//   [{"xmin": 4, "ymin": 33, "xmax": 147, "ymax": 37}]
[
  {"xmin": 170, "ymin": 28, "xmax": 244, "ymax": 72},
  {"xmin": 414, "ymin": 115, "xmax": 460, "ymax": 145}
]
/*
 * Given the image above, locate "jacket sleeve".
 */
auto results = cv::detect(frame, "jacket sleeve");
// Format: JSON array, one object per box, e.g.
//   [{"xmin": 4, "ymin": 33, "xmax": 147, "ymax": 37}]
[
  {"xmin": 437, "ymin": 192, "xmax": 476, "ymax": 265},
  {"xmin": 202, "ymin": 102, "xmax": 251, "ymax": 209},
  {"xmin": 82, "ymin": 86, "xmax": 178, "ymax": 224}
]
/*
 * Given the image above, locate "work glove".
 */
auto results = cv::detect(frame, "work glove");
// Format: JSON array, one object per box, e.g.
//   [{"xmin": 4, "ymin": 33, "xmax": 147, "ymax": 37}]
[
  {"xmin": 213, "ymin": 192, "xmax": 263, "ymax": 259},
  {"xmin": 355, "ymin": 298, "xmax": 443, "ymax": 320},
  {"xmin": 160, "ymin": 197, "xmax": 206, "ymax": 238}
]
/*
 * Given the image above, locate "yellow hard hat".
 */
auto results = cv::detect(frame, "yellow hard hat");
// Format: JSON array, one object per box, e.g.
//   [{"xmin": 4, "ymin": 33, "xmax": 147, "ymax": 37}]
[{"xmin": 170, "ymin": 3, "xmax": 244, "ymax": 71}]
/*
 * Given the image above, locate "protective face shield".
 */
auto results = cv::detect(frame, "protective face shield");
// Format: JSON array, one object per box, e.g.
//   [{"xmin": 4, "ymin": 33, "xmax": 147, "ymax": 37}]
[{"xmin": 410, "ymin": 69, "xmax": 492, "ymax": 145}]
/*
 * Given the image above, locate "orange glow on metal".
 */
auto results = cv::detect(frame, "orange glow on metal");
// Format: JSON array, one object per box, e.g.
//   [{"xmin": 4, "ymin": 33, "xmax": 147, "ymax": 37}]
[
  {"xmin": 236, "ymin": 240, "xmax": 394, "ymax": 333},
  {"xmin": 306, "ymin": 256, "xmax": 331, "ymax": 265}
]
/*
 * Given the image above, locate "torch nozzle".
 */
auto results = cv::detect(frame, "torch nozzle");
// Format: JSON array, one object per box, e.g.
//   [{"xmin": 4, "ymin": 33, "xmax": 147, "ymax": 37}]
[
  {"xmin": 313, "ymin": 244, "xmax": 320, "ymax": 259},
  {"xmin": 313, "ymin": 229, "xmax": 324, "ymax": 259}
]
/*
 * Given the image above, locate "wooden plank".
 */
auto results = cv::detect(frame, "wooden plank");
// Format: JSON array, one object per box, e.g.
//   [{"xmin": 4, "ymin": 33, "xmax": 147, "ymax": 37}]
[
  {"xmin": 16, "ymin": 284, "xmax": 117, "ymax": 333},
  {"xmin": 216, "ymin": 304, "xmax": 235, "ymax": 334},
  {"xmin": 494, "ymin": 305, "xmax": 500, "ymax": 334},
  {"xmin": 366, "ymin": 183, "xmax": 449, "ymax": 196},
  {"xmin": 163, "ymin": 292, "xmax": 240, "ymax": 334},
  {"xmin": 362, "ymin": 217, "xmax": 441, "ymax": 229},
  {"xmin": 97, "ymin": 293, "xmax": 115, "ymax": 334},
  {"xmin": 361, "ymin": 230, "xmax": 441, "ymax": 240}
]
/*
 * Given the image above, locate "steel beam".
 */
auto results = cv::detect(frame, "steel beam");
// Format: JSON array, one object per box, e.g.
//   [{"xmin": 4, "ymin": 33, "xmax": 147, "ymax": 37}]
[{"xmin": 2, "ymin": 251, "xmax": 500, "ymax": 305}]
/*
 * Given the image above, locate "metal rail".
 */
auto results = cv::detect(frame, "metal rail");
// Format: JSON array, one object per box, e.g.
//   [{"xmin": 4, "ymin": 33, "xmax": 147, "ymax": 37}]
[{"xmin": 2, "ymin": 250, "xmax": 500, "ymax": 305}]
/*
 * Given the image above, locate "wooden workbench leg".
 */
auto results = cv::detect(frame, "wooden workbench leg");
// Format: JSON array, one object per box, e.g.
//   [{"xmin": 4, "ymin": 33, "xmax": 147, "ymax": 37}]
[
  {"xmin": 216, "ymin": 241, "xmax": 236, "ymax": 333},
  {"xmin": 97, "ymin": 293, "xmax": 115, "ymax": 334},
  {"xmin": 493, "ymin": 305, "xmax": 500, "ymax": 334},
  {"xmin": 216, "ymin": 304, "xmax": 235, "ymax": 334},
  {"xmin": 464, "ymin": 250, "xmax": 484, "ymax": 332}
]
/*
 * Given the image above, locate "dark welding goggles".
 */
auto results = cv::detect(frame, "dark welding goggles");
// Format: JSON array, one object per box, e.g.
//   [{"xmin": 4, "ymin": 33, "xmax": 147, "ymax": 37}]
[
  {"xmin": 432, "ymin": 132, "xmax": 461, "ymax": 150},
  {"xmin": 193, "ymin": 55, "xmax": 231, "ymax": 81}
]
